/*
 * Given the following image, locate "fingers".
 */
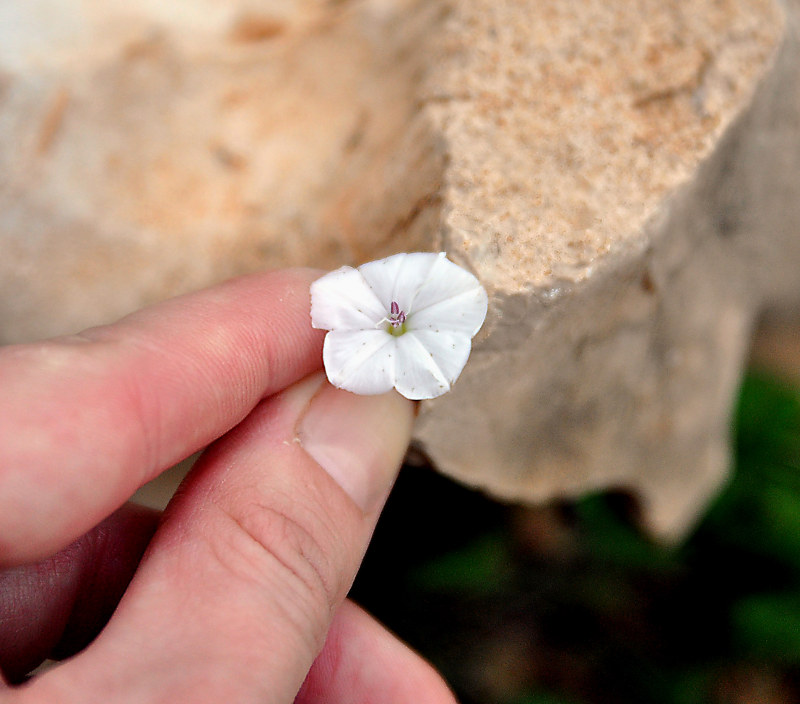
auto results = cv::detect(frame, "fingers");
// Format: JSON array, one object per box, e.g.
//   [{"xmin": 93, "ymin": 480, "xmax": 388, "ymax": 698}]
[
  {"xmin": 297, "ymin": 600, "xmax": 457, "ymax": 704},
  {"xmin": 0, "ymin": 269, "xmax": 325, "ymax": 565},
  {"xmin": 0, "ymin": 504, "xmax": 159, "ymax": 683},
  {"xmin": 16, "ymin": 373, "xmax": 415, "ymax": 703}
]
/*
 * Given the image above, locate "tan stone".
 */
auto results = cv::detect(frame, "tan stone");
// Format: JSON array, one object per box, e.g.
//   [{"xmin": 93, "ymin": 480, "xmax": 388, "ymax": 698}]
[
  {"xmin": 0, "ymin": 0, "xmax": 443, "ymax": 340},
  {"xmin": 0, "ymin": 0, "xmax": 797, "ymax": 537},
  {"xmin": 416, "ymin": 0, "xmax": 794, "ymax": 539}
]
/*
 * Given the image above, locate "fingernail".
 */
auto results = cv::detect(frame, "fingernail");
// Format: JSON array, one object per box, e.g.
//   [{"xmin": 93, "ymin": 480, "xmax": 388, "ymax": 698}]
[{"xmin": 297, "ymin": 378, "xmax": 414, "ymax": 513}]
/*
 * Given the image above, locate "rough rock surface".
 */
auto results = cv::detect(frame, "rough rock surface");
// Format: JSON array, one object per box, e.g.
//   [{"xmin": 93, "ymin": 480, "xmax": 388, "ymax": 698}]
[
  {"xmin": 416, "ymin": 0, "xmax": 793, "ymax": 539},
  {"xmin": 1, "ymin": 0, "xmax": 797, "ymax": 537}
]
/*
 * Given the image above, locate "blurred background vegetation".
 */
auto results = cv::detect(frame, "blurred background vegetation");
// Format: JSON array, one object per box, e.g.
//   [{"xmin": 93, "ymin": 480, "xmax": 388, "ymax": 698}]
[{"xmin": 351, "ymin": 370, "xmax": 800, "ymax": 704}]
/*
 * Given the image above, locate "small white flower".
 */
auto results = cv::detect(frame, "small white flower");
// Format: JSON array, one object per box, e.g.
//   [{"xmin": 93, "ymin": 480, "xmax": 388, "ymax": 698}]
[{"xmin": 310, "ymin": 252, "xmax": 488, "ymax": 400}]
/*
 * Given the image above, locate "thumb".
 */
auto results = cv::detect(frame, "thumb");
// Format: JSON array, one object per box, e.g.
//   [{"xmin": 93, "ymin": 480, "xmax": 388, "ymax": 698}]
[{"xmin": 20, "ymin": 372, "xmax": 414, "ymax": 703}]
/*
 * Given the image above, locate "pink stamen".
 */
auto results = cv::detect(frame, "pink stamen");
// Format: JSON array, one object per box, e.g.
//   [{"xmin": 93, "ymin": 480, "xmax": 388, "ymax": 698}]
[{"xmin": 388, "ymin": 301, "xmax": 406, "ymax": 328}]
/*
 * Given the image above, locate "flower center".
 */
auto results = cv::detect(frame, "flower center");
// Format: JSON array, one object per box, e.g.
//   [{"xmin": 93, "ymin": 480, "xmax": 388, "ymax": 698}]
[{"xmin": 386, "ymin": 301, "xmax": 407, "ymax": 336}]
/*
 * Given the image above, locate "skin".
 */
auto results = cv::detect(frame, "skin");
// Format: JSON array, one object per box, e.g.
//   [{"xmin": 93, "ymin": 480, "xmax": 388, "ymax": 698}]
[{"xmin": 0, "ymin": 269, "xmax": 456, "ymax": 704}]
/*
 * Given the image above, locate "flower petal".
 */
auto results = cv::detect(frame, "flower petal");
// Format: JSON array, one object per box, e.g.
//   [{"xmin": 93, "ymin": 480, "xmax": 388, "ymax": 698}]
[
  {"xmin": 408, "ymin": 329, "xmax": 473, "ymax": 385},
  {"xmin": 393, "ymin": 332, "xmax": 452, "ymax": 400},
  {"xmin": 322, "ymin": 329, "xmax": 396, "ymax": 395},
  {"xmin": 407, "ymin": 255, "xmax": 488, "ymax": 336},
  {"xmin": 358, "ymin": 252, "xmax": 442, "ymax": 313},
  {"xmin": 408, "ymin": 284, "xmax": 488, "ymax": 337},
  {"xmin": 311, "ymin": 266, "xmax": 386, "ymax": 332}
]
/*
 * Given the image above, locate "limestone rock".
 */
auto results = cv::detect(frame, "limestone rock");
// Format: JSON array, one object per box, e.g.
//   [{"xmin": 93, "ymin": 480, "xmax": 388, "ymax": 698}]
[
  {"xmin": 0, "ymin": 0, "xmax": 443, "ymax": 341},
  {"xmin": 0, "ymin": 0, "xmax": 797, "ymax": 537},
  {"xmin": 415, "ymin": 0, "xmax": 795, "ymax": 539}
]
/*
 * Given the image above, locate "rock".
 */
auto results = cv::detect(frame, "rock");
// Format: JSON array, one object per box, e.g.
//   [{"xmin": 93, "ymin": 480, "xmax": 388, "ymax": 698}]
[
  {"xmin": 416, "ymin": 0, "xmax": 794, "ymax": 539},
  {"xmin": 0, "ymin": 0, "xmax": 443, "ymax": 340},
  {"xmin": 0, "ymin": 0, "xmax": 796, "ymax": 538}
]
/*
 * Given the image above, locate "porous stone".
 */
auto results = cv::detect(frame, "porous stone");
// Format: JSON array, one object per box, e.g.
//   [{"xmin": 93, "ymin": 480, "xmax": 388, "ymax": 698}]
[
  {"xmin": 0, "ymin": 0, "xmax": 797, "ymax": 537},
  {"xmin": 0, "ymin": 0, "xmax": 443, "ymax": 340},
  {"xmin": 415, "ymin": 0, "xmax": 796, "ymax": 539}
]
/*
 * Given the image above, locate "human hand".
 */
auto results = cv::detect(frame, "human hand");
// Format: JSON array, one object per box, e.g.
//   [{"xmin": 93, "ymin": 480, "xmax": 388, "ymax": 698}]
[{"xmin": 0, "ymin": 270, "xmax": 456, "ymax": 703}]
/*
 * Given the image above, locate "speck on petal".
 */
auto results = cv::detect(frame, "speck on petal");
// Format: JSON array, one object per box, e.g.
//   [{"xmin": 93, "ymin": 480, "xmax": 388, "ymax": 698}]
[{"xmin": 322, "ymin": 329, "xmax": 396, "ymax": 395}]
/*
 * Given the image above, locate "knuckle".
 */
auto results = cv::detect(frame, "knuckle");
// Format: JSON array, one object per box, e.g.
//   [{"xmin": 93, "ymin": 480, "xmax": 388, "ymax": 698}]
[{"xmin": 209, "ymin": 495, "xmax": 339, "ymax": 624}]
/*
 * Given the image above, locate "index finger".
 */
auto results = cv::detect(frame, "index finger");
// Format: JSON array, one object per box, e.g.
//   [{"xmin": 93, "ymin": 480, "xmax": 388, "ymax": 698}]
[{"xmin": 0, "ymin": 269, "xmax": 325, "ymax": 565}]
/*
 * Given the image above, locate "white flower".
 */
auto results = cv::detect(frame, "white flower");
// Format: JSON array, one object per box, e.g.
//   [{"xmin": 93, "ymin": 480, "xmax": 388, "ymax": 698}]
[{"xmin": 310, "ymin": 252, "xmax": 488, "ymax": 400}]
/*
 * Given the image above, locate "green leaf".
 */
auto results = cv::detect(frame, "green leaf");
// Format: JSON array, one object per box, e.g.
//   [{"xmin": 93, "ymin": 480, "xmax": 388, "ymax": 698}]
[
  {"xmin": 732, "ymin": 591, "xmax": 800, "ymax": 662},
  {"xmin": 409, "ymin": 532, "xmax": 512, "ymax": 595},
  {"xmin": 574, "ymin": 494, "xmax": 679, "ymax": 572}
]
